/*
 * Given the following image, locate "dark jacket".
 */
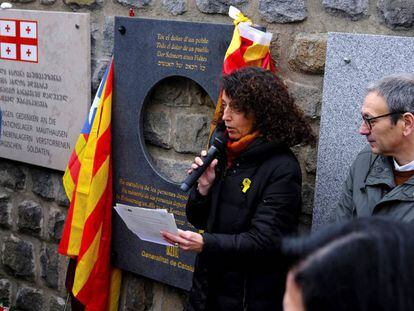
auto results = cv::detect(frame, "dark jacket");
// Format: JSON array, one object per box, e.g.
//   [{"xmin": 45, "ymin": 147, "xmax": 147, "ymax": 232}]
[
  {"xmin": 185, "ymin": 137, "xmax": 302, "ymax": 311},
  {"xmin": 337, "ymin": 145, "xmax": 414, "ymax": 223}
]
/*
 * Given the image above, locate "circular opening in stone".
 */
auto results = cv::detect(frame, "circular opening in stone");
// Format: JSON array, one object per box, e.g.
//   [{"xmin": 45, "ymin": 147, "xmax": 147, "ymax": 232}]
[{"xmin": 142, "ymin": 76, "xmax": 215, "ymax": 184}]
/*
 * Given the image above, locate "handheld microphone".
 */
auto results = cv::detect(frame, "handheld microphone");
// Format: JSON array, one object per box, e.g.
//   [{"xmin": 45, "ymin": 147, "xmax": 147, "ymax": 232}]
[{"xmin": 180, "ymin": 124, "xmax": 227, "ymax": 192}]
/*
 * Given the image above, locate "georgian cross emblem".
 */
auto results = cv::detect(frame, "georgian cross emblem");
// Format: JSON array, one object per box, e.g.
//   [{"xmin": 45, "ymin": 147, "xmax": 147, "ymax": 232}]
[{"xmin": 0, "ymin": 19, "xmax": 38, "ymax": 62}]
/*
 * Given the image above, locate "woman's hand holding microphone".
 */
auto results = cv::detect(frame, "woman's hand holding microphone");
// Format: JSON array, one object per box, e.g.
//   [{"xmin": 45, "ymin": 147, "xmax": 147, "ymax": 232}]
[
  {"xmin": 161, "ymin": 150, "xmax": 220, "ymax": 252},
  {"xmin": 188, "ymin": 149, "xmax": 218, "ymax": 196}
]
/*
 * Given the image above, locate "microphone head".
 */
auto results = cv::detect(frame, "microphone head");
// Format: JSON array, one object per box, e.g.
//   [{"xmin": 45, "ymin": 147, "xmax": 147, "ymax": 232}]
[
  {"xmin": 212, "ymin": 122, "xmax": 228, "ymax": 148},
  {"xmin": 215, "ymin": 121, "xmax": 226, "ymax": 132}
]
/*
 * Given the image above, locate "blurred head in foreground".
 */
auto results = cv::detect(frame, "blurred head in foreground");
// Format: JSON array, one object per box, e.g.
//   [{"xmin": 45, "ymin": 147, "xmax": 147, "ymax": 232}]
[{"xmin": 283, "ymin": 217, "xmax": 414, "ymax": 311}]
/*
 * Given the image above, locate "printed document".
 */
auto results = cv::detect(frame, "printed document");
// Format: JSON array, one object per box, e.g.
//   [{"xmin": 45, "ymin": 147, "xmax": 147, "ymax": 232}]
[{"xmin": 114, "ymin": 203, "xmax": 178, "ymax": 246}]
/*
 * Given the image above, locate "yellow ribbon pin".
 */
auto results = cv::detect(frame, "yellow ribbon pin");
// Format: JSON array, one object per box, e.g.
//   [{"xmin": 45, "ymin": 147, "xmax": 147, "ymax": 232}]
[{"xmin": 242, "ymin": 178, "xmax": 251, "ymax": 193}]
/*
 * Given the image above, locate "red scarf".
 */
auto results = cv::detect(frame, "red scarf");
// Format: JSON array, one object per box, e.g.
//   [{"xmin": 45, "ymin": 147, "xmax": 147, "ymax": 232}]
[{"xmin": 226, "ymin": 131, "xmax": 260, "ymax": 168}]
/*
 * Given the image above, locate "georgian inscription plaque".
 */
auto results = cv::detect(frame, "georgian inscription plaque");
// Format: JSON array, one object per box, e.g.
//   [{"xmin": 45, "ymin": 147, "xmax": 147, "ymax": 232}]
[
  {"xmin": 112, "ymin": 18, "xmax": 232, "ymax": 290},
  {"xmin": 0, "ymin": 10, "xmax": 90, "ymax": 171}
]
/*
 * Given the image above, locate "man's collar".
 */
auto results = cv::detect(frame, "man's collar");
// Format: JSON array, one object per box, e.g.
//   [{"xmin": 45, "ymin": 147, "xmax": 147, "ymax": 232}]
[
  {"xmin": 364, "ymin": 155, "xmax": 395, "ymax": 188},
  {"xmin": 365, "ymin": 155, "xmax": 414, "ymax": 187},
  {"xmin": 393, "ymin": 157, "xmax": 414, "ymax": 172}
]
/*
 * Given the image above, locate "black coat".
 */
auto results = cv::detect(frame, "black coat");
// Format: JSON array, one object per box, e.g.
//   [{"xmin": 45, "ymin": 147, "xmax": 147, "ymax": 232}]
[{"xmin": 185, "ymin": 138, "xmax": 302, "ymax": 311}]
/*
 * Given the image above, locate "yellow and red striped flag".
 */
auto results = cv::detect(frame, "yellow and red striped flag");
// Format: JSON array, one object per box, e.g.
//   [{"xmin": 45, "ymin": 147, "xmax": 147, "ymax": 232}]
[
  {"xmin": 223, "ymin": 6, "xmax": 274, "ymax": 74},
  {"xmin": 211, "ymin": 6, "xmax": 275, "ymax": 133},
  {"xmin": 58, "ymin": 58, "xmax": 121, "ymax": 311}
]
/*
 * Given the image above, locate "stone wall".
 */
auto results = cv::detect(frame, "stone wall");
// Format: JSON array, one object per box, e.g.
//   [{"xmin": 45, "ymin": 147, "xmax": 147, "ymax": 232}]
[
  {"xmin": 1, "ymin": 0, "xmax": 414, "ymax": 310},
  {"xmin": 143, "ymin": 77, "xmax": 214, "ymax": 184},
  {"xmin": 0, "ymin": 162, "xmax": 69, "ymax": 310}
]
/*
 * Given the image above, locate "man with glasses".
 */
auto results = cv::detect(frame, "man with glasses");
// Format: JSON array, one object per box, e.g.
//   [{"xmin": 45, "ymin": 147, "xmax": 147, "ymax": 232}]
[{"xmin": 337, "ymin": 73, "xmax": 414, "ymax": 222}]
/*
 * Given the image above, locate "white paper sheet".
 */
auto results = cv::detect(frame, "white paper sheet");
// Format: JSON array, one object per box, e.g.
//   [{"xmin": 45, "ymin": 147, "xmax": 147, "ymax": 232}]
[{"xmin": 114, "ymin": 203, "xmax": 178, "ymax": 246}]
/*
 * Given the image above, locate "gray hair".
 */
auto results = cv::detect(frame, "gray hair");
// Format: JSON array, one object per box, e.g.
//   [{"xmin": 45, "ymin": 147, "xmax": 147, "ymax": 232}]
[{"xmin": 366, "ymin": 73, "xmax": 414, "ymax": 123}]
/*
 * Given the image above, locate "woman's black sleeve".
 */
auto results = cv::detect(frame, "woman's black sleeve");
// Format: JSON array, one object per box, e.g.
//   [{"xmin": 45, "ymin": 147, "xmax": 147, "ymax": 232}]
[{"xmin": 185, "ymin": 186, "xmax": 213, "ymax": 230}]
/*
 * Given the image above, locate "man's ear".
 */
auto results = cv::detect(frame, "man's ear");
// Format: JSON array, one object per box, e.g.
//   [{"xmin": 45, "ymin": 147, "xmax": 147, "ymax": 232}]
[{"xmin": 402, "ymin": 113, "xmax": 414, "ymax": 136}]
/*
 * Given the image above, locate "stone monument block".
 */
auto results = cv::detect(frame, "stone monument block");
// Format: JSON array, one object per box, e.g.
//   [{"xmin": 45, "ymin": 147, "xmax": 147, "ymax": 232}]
[
  {"xmin": 112, "ymin": 17, "xmax": 232, "ymax": 290},
  {"xmin": 0, "ymin": 10, "xmax": 90, "ymax": 171},
  {"xmin": 313, "ymin": 32, "xmax": 414, "ymax": 230}
]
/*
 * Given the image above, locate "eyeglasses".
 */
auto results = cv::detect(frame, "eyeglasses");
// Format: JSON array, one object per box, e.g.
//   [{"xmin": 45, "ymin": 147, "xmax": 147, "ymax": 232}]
[{"xmin": 362, "ymin": 112, "xmax": 404, "ymax": 130}]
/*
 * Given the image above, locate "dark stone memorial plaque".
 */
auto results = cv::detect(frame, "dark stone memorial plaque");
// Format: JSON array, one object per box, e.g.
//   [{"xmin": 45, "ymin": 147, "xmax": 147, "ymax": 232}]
[{"xmin": 112, "ymin": 17, "xmax": 232, "ymax": 290}]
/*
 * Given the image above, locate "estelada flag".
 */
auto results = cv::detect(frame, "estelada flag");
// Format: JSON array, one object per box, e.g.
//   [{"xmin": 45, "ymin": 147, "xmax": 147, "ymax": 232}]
[
  {"xmin": 58, "ymin": 58, "xmax": 121, "ymax": 311},
  {"xmin": 211, "ymin": 6, "xmax": 275, "ymax": 135},
  {"xmin": 223, "ymin": 6, "xmax": 274, "ymax": 74}
]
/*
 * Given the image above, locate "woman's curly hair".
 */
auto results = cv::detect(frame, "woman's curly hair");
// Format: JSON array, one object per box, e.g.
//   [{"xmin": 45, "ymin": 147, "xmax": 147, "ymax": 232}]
[{"xmin": 215, "ymin": 66, "xmax": 315, "ymax": 146}]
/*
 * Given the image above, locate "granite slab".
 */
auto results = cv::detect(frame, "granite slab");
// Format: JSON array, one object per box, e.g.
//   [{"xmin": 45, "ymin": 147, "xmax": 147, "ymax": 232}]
[{"xmin": 313, "ymin": 32, "xmax": 414, "ymax": 230}]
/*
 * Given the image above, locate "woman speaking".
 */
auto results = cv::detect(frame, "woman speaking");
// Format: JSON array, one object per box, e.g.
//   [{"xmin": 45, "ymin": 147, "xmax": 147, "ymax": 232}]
[{"xmin": 162, "ymin": 66, "xmax": 315, "ymax": 311}]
